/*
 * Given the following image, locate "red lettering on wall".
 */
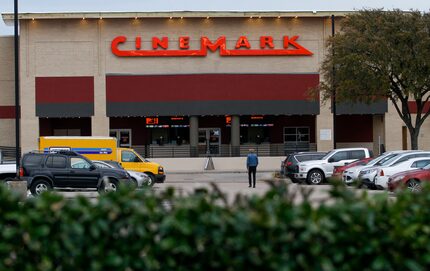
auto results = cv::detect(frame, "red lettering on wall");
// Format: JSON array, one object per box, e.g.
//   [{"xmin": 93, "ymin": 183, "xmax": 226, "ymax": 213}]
[
  {"xmin": 179, "ymin": 36, "xmax": 190, "ymax": 49},
  {"xmin": 111, "ymin": 35, "xmax": 313, "ymax": 57},
  {"xmin": 260, "ymin": 36, "xmax": 274, "ymax": 49},
  {"xmin": 152, "ymin": 37, "xmax": 168, "ymax": 49},
  {"xmin": 225, "ymin": 116, "xmax": 232, "ymax": 124},
  {"xmin": 202, "ymin": 36, "xmax": 226, "ymax": 52},
  {"xmin": 135, "ymin": 36, "xmax": 141, "ymax": 50},
  {"xmin": 235, "ymin": 36, "xmax": 251, "ymax": 49},
  {"xmin": 146, "ymin": 117, "xmax": 159, "ymax": 124}
]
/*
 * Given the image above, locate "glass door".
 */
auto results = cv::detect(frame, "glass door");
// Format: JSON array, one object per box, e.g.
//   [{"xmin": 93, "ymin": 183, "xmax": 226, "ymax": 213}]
[
  {"xmin": 198, "ymin": 128, "xmax": 221, "ymax": 156},
  {"xmin": 110, "ymin": 129, "xmax": 132, "ymax": 148}
]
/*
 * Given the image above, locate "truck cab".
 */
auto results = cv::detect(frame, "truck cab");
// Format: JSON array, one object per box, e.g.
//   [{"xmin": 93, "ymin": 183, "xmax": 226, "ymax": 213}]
[{"xmin": 118, "ymin": 148, "xmax": 165, "ymax": 183}]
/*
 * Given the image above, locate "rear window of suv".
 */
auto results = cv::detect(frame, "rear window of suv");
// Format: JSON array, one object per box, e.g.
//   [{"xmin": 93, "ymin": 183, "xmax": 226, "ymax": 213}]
[
  {"xmin": 22, "ymin": 154, "xmax": 44, "ymax": 167},
  {"xmin": 46, "ymin": 156, "xmax": 67, "ymax": 168}
]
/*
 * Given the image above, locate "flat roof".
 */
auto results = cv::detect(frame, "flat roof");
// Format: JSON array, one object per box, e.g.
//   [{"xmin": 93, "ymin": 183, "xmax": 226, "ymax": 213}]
[{"xmin": 2, "ymin": 11, "xmax": 351, "ymax": 25}]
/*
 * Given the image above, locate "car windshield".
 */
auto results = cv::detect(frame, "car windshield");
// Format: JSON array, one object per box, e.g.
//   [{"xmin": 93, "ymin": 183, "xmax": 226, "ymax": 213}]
[
  {"xmin": 93, "ymin": 161, "xmax": 113, "ymax": 169},
  {"xmin": 379, "ymin": 154, "xmax": 404, "ymax": 166},
  {"xmin": 321, "ymin": 150, "xmax": 336, "ymax": 160},
  {"xmin": 368, "ymin": 153, "xmax": 395, "ymax": 166},
  {"xmin": 376, "ymin": 153, "xmax": 400, "ymax": 166},
  {"xmin": 103, "ymin": 161, "xmax": 123, "ymax": 169},
  {"xmin": 362, "ymin": 158, "xmax": 374, "ymax": 165}
]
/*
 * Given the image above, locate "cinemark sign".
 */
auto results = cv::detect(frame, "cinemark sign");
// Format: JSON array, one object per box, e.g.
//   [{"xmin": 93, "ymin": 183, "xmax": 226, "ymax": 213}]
[{"xmin": 111, "ymin": 35, "xmax": 313, "ymax": 57}]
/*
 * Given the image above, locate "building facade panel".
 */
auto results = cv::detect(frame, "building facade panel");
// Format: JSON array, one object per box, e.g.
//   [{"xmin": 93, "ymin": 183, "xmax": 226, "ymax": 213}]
[
  {"xmin": 107, "ymin": 100, "xmax": 319, "ymax": 116},
  {"xmin": 106, "ymin": 74, "xmax": 319, "ymax": 102},
  {"xmin": 336, "ymin": 101, "xmax": 388, "ymax": 115},
  {"xmin": 35, "ymin": 76, "xmax": 94, "ymax": 117}
]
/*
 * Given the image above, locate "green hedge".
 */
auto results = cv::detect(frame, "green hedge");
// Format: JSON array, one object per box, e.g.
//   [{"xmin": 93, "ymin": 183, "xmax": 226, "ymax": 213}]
[{"xmin": 0, "ymin": 182, "xmax": 430, "ymax": 270}]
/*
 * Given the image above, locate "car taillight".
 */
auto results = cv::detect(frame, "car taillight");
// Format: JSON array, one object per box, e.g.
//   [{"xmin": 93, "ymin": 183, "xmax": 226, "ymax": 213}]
[
  {"xmin": 286, "ymin": 162, "xmax": 292, "ymax": 166},
  {"xmin": 19, "ymin": 167, "xmax": 24, "ymax": 177},
  {"xmin": 380, "ymin": 170, "xmax": 384, "ymax": 176}
]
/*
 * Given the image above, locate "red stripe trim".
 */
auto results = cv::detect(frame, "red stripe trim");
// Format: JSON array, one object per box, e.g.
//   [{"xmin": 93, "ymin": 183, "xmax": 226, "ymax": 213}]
[
  {"xmin": 0, "ymin": 106, "xmax": 16, "ymax": 119},
  {"xmin": 106, "ymin": 74, "xmax": 319, "ymax": 102},
  {"xmin": 36, "ymin": 77, "xmax": 94, "ymax": 103},
  {"xmin": 408, "ymin": 101, "xmax": 430, "ymax": 114}
]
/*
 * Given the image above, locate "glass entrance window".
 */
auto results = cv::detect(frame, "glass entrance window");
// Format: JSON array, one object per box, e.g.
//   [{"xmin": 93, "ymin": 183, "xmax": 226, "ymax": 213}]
[
  {"xmin": 198, "ymin": 128, "xmax": 221, "ymax": 156},
  {"xmin": 110, "ymin": 129, "xmax": 132, "ymax": 148},
  {"xmin": 284, "ymin": 127, "xmax": 310, "ymax": 143}
]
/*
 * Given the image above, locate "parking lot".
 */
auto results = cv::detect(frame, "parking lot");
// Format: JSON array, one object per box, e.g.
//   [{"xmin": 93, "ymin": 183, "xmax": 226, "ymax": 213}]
[{"xmin": 47, "ymin": 172, "xmax": 392, "ymax": 205}]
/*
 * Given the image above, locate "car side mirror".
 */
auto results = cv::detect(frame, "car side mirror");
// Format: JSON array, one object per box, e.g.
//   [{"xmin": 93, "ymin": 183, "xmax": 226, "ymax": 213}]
[
  {"xmin": 328, "ymin": 158, "xmax": 334, "ymax": 163},
  {"xmin": 89, "ymin": 164, "xmax": 96, "ymax": 171}
]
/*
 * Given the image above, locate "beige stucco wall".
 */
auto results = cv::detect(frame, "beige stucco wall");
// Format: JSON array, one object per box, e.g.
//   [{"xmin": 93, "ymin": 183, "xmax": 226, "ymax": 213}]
[
  {"xmin": 384, "ymin": 101, "xmax": 430, "ymax": 151},
  {"xmin": 0, "ymin": 36, "xmax": 16, "ymax": 147}
]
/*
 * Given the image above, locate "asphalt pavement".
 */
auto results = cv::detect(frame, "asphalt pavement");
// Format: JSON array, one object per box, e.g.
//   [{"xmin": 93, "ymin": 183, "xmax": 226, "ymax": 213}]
[{"xmin": 33, "ymin": 172, "xmax": 393, "ymax": 205}]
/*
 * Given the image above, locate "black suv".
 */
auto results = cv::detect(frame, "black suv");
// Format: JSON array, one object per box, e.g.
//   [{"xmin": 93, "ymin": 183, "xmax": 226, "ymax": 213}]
[
  {"xmin": 20, "ymin": 151, "xmax": 132, "ymax": 196},
  {"xmin": 281, "ymin": 152, "xmax": 327, "ymax": 182}
]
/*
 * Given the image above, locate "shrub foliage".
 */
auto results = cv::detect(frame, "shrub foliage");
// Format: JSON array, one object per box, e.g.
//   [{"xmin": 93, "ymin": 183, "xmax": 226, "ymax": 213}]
[{"xmin": 0, "ymin": 182, "xmax": 429, "ymax": 270}]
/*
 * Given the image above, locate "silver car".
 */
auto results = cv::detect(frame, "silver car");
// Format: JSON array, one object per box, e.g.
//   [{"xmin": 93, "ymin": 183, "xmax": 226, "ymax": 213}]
[
  {"xmin": 93, "ymin": 160, "xmax": 153, "ymax": 187},
  {"xmin": 358, "ymin": 151, "xmax": 430, "ymax": 189},
  {"xmin": 342, "ymin": 151, "xmax": 410, "ymax": 184}
]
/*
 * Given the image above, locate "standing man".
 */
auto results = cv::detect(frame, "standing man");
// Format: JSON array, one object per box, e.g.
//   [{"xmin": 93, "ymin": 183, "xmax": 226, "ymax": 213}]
[{"xmin": 246, "ymin": 149, "xmax": 259, "ymax": 188}]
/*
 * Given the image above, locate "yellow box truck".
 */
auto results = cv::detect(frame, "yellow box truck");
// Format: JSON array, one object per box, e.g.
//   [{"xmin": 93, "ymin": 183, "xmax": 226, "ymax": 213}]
[{"xmin": 39, "ymin": 136, "xmax": 165, "ymax": 183}]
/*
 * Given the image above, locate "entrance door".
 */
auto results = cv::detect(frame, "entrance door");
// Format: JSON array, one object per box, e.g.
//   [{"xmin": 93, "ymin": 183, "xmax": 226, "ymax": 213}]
[
  {"xmin": 198, "ymin": 128, "xmax": 221, "ymax": 156},
  {"xmin": 284, "ymin": 127, "xmax": 310, "ymax": 153},
  {"xmin": 110, "ymin": 129, "xmax": 132, "ymax": 148}
]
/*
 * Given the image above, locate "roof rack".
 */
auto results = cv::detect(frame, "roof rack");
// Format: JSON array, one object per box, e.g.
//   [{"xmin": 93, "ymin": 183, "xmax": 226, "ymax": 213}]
[{"xmin": 26, "ymin": 150, "xmax": 80, "ymax": 156}]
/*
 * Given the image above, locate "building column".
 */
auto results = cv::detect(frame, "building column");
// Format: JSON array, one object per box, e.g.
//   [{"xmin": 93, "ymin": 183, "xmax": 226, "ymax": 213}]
[
  {"xmin": 231, "ymin": 115, "xmax": 240, "ymax": 156},
  {"xmin": 189, "ymin": 116, "xmax": 199, "ymax": 157},
  {"xmin": 316, "ymin": 99, "xmax": 334, "ymax": 151},
  {"xmin": 92, "ymin": 75, "xmax": 109, "ymax": 136}
]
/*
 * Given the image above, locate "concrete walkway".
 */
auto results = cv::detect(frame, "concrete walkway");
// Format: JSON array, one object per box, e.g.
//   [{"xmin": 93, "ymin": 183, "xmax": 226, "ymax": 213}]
[{"xmin": 151, "ymin": 156, "xmax": 285, "ymax": 174}]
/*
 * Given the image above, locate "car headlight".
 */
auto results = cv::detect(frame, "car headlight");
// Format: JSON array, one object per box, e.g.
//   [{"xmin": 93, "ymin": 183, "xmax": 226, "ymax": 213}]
[{"xmin": 359, "ymin": 169, "xmax": 377, "ymax": 175}]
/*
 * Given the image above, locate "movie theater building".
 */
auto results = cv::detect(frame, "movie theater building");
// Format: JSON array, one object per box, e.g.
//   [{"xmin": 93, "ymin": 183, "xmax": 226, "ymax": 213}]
[{"xmin": 1, "ymin": 11, "xmax": 429, "ymax": 158}]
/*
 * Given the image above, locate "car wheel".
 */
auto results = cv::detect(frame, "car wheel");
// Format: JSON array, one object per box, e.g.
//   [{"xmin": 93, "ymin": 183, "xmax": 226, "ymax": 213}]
[
  {"xmin": 407, "ymin": 179, "xmax": 422, "ymax": 193},
  {"xmin": 146, "ymin": 174, "xmax": 155, "ymax": 187},
  {"xmin": 30, "ymin": 179, "xmax": 52, "ymax": 196},
  {"xmin": 131, "ymin": 177, "xmax": 138, "ymax": 188},
  {"xmin": 306, "ymin": 169, "xmax": 324, "ymax": 185},
  {"xmin": 98, "ymin": 178, "xmax": 119, "ymax": 194}
]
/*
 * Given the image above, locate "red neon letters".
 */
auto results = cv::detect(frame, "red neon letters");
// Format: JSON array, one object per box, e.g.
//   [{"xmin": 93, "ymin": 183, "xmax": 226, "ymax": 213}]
[{"xmin": 111, "ymin": 35, "xmax": 313, "ymax": 57}]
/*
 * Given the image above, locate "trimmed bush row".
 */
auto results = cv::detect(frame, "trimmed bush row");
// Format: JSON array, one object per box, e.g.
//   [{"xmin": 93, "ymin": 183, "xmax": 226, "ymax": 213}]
[{"xmin": 0, "ymin": 182, "xmax": 429, "ymax": 270}]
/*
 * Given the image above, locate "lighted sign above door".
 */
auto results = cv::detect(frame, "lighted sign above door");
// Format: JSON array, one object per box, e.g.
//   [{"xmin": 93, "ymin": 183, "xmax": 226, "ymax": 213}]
[{"xmin": 111, "ymin": 35, "xmax": 313, "ymax": 57}]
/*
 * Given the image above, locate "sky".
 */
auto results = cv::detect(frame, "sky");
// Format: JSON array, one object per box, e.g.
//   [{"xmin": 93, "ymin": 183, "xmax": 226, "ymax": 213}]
[{"xmin": 1, "ymin": 0, "xmax": 430, "ymax": 35}]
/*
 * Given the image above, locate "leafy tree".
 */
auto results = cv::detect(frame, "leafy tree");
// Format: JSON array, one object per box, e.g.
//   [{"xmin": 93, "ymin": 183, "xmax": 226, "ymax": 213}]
[{"xmin": 319, "ymin": 10, "xmax": 430, "ymax": 149}]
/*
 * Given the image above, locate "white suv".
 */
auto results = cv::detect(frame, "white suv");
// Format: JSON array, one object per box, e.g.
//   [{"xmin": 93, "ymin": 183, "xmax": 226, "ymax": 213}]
[{"xmin": 294, "ymin": 148, "xmax": 372, "ymax": 185}]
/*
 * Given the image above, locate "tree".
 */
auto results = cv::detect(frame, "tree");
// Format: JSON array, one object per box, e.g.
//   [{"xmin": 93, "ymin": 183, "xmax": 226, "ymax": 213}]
[{"xmin": 319, "ymin": 10, "xmax": 430, "ymax": 150}]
